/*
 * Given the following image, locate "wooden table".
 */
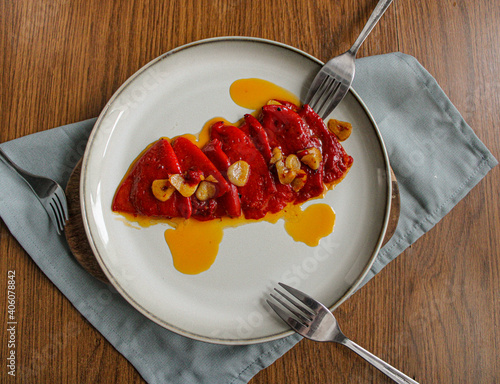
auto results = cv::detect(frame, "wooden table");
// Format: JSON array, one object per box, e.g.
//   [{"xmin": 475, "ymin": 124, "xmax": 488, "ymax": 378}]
[{"xmin": 1, "ymin": 1, "xmax": 498, "ymax": 383}]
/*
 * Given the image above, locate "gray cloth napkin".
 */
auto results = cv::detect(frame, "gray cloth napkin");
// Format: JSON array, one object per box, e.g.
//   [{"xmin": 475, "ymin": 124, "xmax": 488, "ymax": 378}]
[{"xmin": 0, "ymin": 52, "xmax": 497, "ymax": 384}]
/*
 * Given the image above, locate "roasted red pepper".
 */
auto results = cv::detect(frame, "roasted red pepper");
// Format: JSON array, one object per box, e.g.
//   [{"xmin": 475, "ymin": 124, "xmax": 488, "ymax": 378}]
[
  {"xmin": 299, "ymin": 104, "xmax": 353, "ymax": 184},
  {"xmin": 112, "ymin": 101, "xmax": 352, "ymax": 222},
  {"xmin": 171, "ymin": 136, "xmax": 233, "ymax": 220},
  {"xmin": 112, "ymin": 139, "xmax": 192, "ymax": 219},
  {"xmin": 240, "ymin": 113, "xmax": 294, "ymax": 213},
  {"xmin": 239, "ymin": 114, "xmax": 273, "ymax": 163},
  {"xmin": 260, "ymin": 104, "xmax": 322, "ymax": 155},
  {"xmin": 171, "ymin": 136, "xmax": 230, "ymax": 197},
  {"xmin": 211, "ymin": 121, "xmax": 277, "ymax": 220},
  {"xmin": 259, "ymin": 104, "xmax": 325, "ymax": 203},
  {"xmin": 203, "ymin": 139, "xmax": 242, "ymax": 219}
]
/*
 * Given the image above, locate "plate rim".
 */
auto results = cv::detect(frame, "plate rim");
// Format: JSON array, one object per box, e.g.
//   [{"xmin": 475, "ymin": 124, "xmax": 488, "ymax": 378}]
[{"xmin": 80, "ymin": 36, "xmax": 392, "ymax": 345}]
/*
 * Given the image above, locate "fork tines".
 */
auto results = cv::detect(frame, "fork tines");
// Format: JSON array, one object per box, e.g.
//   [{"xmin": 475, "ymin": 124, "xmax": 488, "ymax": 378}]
[
  {"xmin": 306, "ymin": 76, "xmax": 341, "ymax": 115},
  {"xmin": 267, "ymin": 283, "xmax": 320, "ymax": 329},
  {"xmin": 49, "ymin": 190, "xmax": 69, "ymax": 234}
]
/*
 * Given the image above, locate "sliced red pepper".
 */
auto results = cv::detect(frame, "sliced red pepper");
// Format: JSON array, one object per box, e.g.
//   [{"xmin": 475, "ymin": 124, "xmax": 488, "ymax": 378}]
[
  {"xmin": 239, "ymin": 114, "xmax": 273, "ymax": 163},
  {"xmin": 203, "ymin": 139, "xmax": 242, "ymax": 218},
  {"xmin": 211, "ymin": 122, "xmax": 277, "ymax": 220},
  {"xmin": 238, "ymin": 114, "xmax": 296, "ymax": 212},
  {"xmin": 260, "ymin": 104, "xmax": 322, "ymax": 154},
  {"xmin": 112, "ymin": 139, "xmax": 192, "ymax": 219},
  {"xmin": 272, "ymin": 100, "xmax": 300, "ymax": 112},
  {"xmin": 259, "ymin": 104, "xmax": 325, "ymax": 203},
  {"xmin": 112, "ymin": 177, "xmax": 135, "ymax": 214},
  {"xmin": 293, "ymin": 165, "xmax": 326, "ymax": 203},
  {"xmin": 113, "ymin": 101, "xmax": 353, "ymax": 223},
  {"xmin": 189, "ymin": 197, "xmax": 221, "ymax": 221},
  {"xmin": 299, "ymin": 104, "xmax": 353, "ymax": 184},
  {"xmin": 171, "ymin": 136, "xmax": 230, "ymax": 197}
]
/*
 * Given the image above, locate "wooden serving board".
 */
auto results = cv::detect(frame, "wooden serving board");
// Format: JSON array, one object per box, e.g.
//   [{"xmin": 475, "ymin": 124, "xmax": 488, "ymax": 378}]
[
  {"xmin": 65, "ymin": 160, "xmax": 110, "ymax": 283},
  {"xmin": 65, "ymin": 160, "xmax": 400, "ymax": 284}
]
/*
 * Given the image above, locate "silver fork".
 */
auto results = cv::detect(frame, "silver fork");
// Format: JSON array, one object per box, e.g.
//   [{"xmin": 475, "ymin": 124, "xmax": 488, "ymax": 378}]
[
  {"xmin": 305, "ymin": 0, "xmax": 394, "ymax": 119},
  {"xmin": 0, "ymin": 147, "xmax": 68, "ymax": 234},
  {"xmin": 268, "ymin": 283, "xmax": 419, "ymax": 384}
]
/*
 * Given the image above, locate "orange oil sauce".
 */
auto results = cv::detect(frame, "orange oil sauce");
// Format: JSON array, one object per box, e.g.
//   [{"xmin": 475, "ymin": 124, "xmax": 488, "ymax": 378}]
[
  {"xmin": 164, "ymin": 219, "xmax": 224, "ymax": 275},
  {"xmin": 230, "ymin": 78, "xmax": 301, "ymax": 110},
  {"xmin": 117, "ymin": 78, "xmax": 336, "ymax": 274},
  {"xmin": 283, "ymin": 203, "xmax": 336, "ymax": 247}
]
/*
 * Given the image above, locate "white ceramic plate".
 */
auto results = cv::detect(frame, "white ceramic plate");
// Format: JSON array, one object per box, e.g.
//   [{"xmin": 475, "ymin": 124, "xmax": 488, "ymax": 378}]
[{"xmin": 81, "ymin": 37, "xmax": 391, "ymax": 345}]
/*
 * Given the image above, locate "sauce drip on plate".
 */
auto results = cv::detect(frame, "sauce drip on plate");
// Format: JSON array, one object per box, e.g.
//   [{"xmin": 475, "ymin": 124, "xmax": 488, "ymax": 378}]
[
  {"xmin": 283, "ymin": 203, "xmax": 336, "ymax": 247},
  {"xmin": 164, "ymin": 219, "xmax": 224, "ymax": 275},
  {"xmin": 230, "ymin": 78, "xmax": 301, "ymax": 110}
]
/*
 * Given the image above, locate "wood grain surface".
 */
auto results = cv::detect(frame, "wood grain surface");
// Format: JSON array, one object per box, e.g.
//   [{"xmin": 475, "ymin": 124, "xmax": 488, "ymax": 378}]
[{"xmin": 1, "ymin": 1, "xmax": 499, "ymax": 383}]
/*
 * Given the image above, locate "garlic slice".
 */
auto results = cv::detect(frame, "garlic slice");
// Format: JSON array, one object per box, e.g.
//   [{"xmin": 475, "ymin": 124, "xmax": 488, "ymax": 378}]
[
  {"xmin": 151, "ymin": 179, "xmax": 175, "ymax": 202},
  {"xmin": 195, "ymin": 181, "xmax": 217, "ymax": 201},
  {"xmin": 169, "ymin": 174, "xmax": 199, "ymax": 197},
  {"xmin": 227, "ymin": 160, "xmax": 250, "ymax": 187},
  {"xmin": 299, "ymin": 147, "xmax": 322, "ymax": 170}
]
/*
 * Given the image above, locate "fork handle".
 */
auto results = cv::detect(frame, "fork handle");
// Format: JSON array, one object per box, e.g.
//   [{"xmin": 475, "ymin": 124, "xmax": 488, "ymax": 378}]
[
  {"xmin": 0, "ymin": 147, "xmax": 42, "ymax": 189},
  {"xmin": 0, "ymin": 147, "xmax": 22, "ymax": 173},
  {"xmin": 349, "ymin": 0, "xmax": 394, "ymax": 56},
  {"xmin": 340, "ymin": 337, "xmax": 419, "ymax": 384}
]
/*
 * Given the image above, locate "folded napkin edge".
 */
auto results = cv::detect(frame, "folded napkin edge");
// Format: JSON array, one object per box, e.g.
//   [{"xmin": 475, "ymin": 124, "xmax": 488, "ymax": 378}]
[
  {"xmin": 372, "ymin": 153, "xmax": 496, "ymax": 280},
  {"xmin": 230, "ymin": 335, "xmax": 301, "ymax": 384},
  {"xmin": 393, "ymin": 52, "xmax": 498, "ymax": 163}
]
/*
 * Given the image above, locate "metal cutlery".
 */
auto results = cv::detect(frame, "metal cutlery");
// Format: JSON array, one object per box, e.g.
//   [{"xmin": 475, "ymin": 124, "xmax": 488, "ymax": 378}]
[
  {"xmin": 305, "ymin": 0, "xmax": 394, "ymax": 118},
  {"xmin": 268, "ymin": 282, "xmax": 419, "ymax": 384},
  {"xmin": 0, "ymin": 147, "xmax": 68, "ymax": 234}
]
